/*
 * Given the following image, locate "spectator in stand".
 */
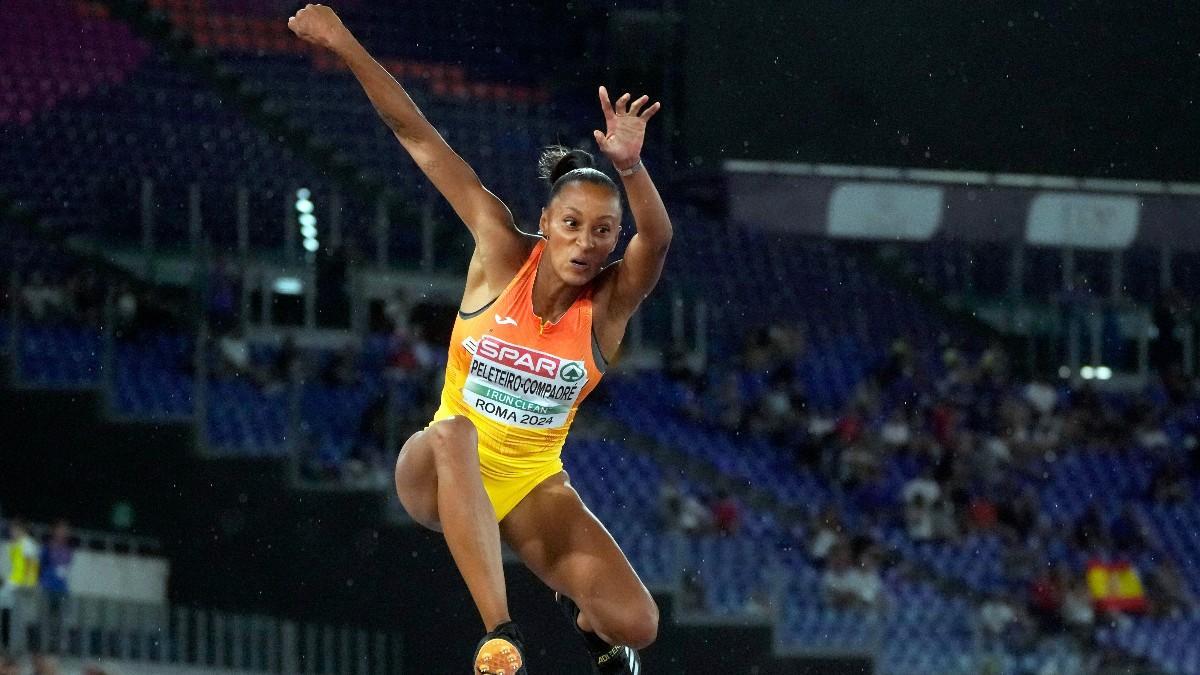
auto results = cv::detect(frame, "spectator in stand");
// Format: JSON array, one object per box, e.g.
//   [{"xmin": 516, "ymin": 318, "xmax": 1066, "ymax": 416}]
[
  {"xmin": 21, "ymin": 272, "xmax": 69, "ymax": 322},
  {"xmin": 1061, "ymin": 575, "xmax": 1095, "ymax": 640},
  {"xmin": 997, "ymin": 482, "xmax": 1039, "ymax": 544},
  {"xmin": 1151, "ymin": 460, "xmax": 1189, "ymax": 504},
  {"xmin": 1028, "ymin": 565, "xmax": 1066, "ymax": 633},
  {"xmin": 710, "ymin": 489, "xmax": 741, "ymax": 536},
  {"xmin": 267, "ymin": 336, "xmax": 300, "ymax": 390},
  {"xmin": 979, "ymin": 592, "xmax": 1019, "ymax": 648},
  {"xmin": 113, "ymin": 282, "xmax": 141, "ymax": 342},
  {"xmin": 821, "ymin": 543, "xmax": 860, "ymax": 608},
  {"xmin": 1108, "ymin": 505, "xmax": 1150, "ymax": 555},
  {"xmin": 1, "ymin": 519, "xmax": 39, "ymax": 649},
  {"xmin": 677, "ymin": 491, "xmax": 712, "ymax": 535},
  {"xmin": 808, "ymin": 507, "xmax": 843, "ymax": 563},
  {"xmin": 1146, "ymin": 560, "xmax": 1194, "ymax": 617},
  {"xmin": 822, "ymin": 543, "xmax": 884, "ymax": 610},
  {"xmin": 3, "ymin": 520, "xmax": 39, "ymax": 592},
  {"xmin": 879, "ymin": 409, "xmax": 912, "ymax": 450},
  {"xmin": 70, "ymin": 268, "xmax": 104, "ymax": 326},
  {"xmin": 1073, "ymin": 504, "xmax": 1109, "ymax": 552},
  {"xmin": 206, "ymin": 257, "xmax": 240, "ymax": 335},
  {"xmin": 322, "ymin": 344, "xmax": 362, "ymax": 388},
  {"xmin": 216, "ymin": 329, "xmax": 253, "ymax": 379},
  {"xmin": 39, "ymin": 520, "xmax": 74, "ymax": 652},
  {"xmin": 712, "ymin": 372, "xmax": 746, "ymax": 433},
  {"xmin": 680, "ymin": 568, "xmax": 706, "ymax": 612}
]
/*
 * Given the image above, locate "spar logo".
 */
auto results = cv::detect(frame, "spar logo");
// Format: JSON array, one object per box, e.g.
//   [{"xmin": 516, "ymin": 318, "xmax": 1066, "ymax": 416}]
[
  {"xmin": 476, "ymin": 336, "xmax": 563, "ymax": 378},
  {"xmin": 559, "ymin": 362, "xmax": 585, "ymax": 383}
]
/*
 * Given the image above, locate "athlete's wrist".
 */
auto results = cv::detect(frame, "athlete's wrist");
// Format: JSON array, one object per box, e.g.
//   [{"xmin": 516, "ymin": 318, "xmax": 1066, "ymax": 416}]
[{"xmin": 616, "ymin": 158, "xmax": 643, "ymax": 177}]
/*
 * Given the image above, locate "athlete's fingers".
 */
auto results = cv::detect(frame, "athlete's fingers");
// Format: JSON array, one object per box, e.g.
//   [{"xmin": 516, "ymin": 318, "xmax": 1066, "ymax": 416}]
[
  {"xmin": 639, "ymin": 101, "xmax": 662, "ymax": 121},
  {"xmin": 593, "ymin": 129, "xmax": 606, "ymax": 147},
  {"xmin": 616, "ymin": 92, "xmax": 631, "ymax": 114},
  {"xmin": 628, "ymin": 95, "xmax": 650, "ymax": 116},
  {"xmin": 598, "ymin": 86, "xmax": 616, "ymax": 122}
]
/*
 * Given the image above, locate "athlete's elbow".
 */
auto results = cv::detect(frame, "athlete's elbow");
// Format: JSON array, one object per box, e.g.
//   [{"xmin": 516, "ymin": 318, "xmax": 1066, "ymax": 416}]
[
  {"xmin": 622, "ymin": 602, "xmax": 659, "ymax": 650},
  {"xmin": 642, "ymin": 226, "xmax": 673, "ymax": 254}
]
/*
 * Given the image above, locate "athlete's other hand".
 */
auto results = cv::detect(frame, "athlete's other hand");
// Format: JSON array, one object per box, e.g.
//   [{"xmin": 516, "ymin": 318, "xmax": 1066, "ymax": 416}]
[
  {"xmin": 593, "ymin": 85, "xmax": 660, "ymax": 172},
  {"xmin": 287, "ymin": 4, "xmax": 352, "ymax": 53}
]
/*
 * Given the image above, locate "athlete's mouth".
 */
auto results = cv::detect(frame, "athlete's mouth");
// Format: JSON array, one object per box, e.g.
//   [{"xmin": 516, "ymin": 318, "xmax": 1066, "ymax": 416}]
[{"xmin": 569, "ymin": 258, "xmax": 589, "ymax": 269}]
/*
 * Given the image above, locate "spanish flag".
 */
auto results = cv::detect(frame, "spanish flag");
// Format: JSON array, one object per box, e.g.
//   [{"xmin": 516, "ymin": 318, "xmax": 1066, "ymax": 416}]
[{"xmin": 1087, "ymin": 559, "xmax": 1148, "ymax": 613}]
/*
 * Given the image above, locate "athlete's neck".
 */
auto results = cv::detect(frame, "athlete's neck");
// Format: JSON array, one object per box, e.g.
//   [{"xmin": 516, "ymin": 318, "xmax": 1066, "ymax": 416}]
[{"xmin": 531, "ymin": 254, "xmax": 583, "ymax": 326}]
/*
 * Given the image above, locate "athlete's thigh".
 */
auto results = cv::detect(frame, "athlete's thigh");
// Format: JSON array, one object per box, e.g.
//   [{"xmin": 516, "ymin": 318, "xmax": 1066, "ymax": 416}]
[
  {"xmin": 499, "ymin": 472, "xmax": 650, "ymax": 605},
  {"xmin": 394, "ymin": 425, "xmax": 442, "ymax": 531}
]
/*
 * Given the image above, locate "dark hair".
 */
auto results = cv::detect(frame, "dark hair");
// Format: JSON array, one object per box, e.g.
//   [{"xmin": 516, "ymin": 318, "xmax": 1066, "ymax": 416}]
[{"xmin": 538, "ymin": 145, "xmax": 618, "ymax": 201}]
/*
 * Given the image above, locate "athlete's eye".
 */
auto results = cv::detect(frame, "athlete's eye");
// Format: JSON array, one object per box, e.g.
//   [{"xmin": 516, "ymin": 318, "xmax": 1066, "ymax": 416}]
[{"xmin": 564, "ymin": 219, "xmax": 577, "ymax": 228}]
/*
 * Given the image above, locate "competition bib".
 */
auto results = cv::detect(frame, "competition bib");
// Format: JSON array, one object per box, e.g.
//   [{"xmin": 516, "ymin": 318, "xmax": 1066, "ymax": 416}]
[{"xmin": 461, "ymin": 335, "xmax": 589, "ymax": 429}]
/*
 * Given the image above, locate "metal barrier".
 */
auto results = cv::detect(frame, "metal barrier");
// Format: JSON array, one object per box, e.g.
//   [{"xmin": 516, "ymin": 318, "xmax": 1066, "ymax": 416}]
[{"xmin": 2, "ymin": 592, "xmax": 402, "ymax": 674}]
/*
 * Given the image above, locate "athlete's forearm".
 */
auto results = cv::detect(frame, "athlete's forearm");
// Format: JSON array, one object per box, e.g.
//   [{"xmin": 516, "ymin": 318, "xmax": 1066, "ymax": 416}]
[
  {"xmin": 620, "ymin": 163, "xmax": 672, "ymax": 247},
  {"xmin": 333, "ymin": 35, "xmax": 439, "ymax": 143}
]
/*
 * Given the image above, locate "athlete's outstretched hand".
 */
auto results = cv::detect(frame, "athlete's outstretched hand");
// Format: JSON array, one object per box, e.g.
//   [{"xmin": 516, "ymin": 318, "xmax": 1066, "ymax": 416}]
[
  {"xmin": 287, "ymin": 4, "xmax": 352, "ymax": 53},
  {"xmin": 593, "ymin": 85, "xmax": 661, "ymax": 171}
]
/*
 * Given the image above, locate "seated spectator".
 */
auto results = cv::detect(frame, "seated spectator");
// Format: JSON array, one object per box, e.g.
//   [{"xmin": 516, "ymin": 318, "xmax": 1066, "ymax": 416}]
[
  {"xmin": 216, "ymin": 330, "xmax": 253, "ymax": 378},
  {"xmin": 267, "ymin": 336, "xmax": 300, "ymax": 388},
  {"xmin": 808, "ymin": 508, "xmax": 843, "ymax": 562},
  {"xmin": 1061, "ymin": 576, "xmax": 1095, "ymax": 639},
  {"xmin": 711, "ymin": 490, "xmax": 741, "ymax": 536},
  {"xmin": 656, "ymin": 478, "xmax": 684, "ymax": 531},
  {"xmin": 904, "ymin": 492, "xmax": 936, "ymax": 541},
  {"xmin": 931, "ymin": 495, "xmax": 959, "ymax": 541},
  {"xmin": 1146, "ymin": 560, "xmax": 1194, "ymax": 617},
  {"xmin": 680, "ymin": 568, "xmax": 706, "ymax": 612},
  {"xmin": 1108, "ymin": 505, "xmax": 1150, "ymax": 554},
  {"xmin": 1151, "ymin": 461, "xmax": 1188, "ymax": 504},
  {"xmin": 1028, "ymin": 566, "xmax": 1065, "ymax": 632},
  {"xmin": 712, "ymin": 372, "xmax": 746, "ymax": 433},
  {"xmin": 997, "ymin": 483, "xmax": 1039, "ymax": 543},
  {"xmin": 979, "ymin": 592, "xmax": 1018, "ymax": 645},
  {"xmin": 822, "ymin": 544, "xmax": 884, "ymax": 610},
  {"xmin": 1073, "ymin": 504, "xmax": 1110, "ymax": 552},
  {"xmin": 902, "ymin": 466, "xmax": 941, "ymax": 507},
  {"xmin": 678, "ymin": 496, "xmax": 712, "ymax": 534},
  {"xmin": 21, "ymin": 272, "xmax": 67, "ymax": 322},
  {"xmin": 821, "ymin": 544, "xmax": 860, "ymax": 608},
  {"xmin": 879, "ymin": 409, "xmax": 912, "ymax": 448},
  {"xmin": 322, "ymin": 345, "xmax": 362, "ymax": 388}
]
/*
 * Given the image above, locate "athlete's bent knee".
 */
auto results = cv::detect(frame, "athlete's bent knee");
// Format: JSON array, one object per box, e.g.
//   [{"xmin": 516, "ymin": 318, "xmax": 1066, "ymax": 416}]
[{"xmin": 429, "ymin": 416, "xmax": 479, "ymax": 467}]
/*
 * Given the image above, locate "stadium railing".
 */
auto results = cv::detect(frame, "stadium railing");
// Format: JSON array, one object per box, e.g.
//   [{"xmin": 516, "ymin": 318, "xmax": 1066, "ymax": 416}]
[{"xmin": 2, "ymin": 592, "xmax": 403, "ymax": 674}]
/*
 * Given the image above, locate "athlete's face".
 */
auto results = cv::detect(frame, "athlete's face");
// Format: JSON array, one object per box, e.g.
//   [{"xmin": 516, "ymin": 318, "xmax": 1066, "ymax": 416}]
[{"xmin": 540, "ymin": 181, "xmax": 621, "ymax": 286}]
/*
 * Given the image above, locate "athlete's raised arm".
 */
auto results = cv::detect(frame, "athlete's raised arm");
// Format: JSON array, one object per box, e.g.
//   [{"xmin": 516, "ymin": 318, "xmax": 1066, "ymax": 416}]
[
  {"xmin": 593, "ymin": 86, "xmax": 672, "ymax": 321},
  {"xmin": 287, "ymin": 4, "xmax": 528, "ymax": 279}
]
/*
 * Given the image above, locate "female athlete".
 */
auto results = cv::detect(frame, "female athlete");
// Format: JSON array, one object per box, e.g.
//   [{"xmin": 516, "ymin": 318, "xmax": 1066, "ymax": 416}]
[{"xmin": 289, "ymin": 5, "xmax": 671, "ymax": 673}]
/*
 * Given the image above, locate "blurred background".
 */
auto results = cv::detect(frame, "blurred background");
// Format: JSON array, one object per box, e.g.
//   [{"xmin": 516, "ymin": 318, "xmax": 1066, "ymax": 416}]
[{"xmin": 0, "ymin": 0, "xmax": 1198, "ymax": 673}]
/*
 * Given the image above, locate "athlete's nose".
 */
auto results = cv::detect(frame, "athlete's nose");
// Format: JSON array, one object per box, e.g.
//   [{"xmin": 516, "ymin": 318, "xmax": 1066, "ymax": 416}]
[{"xmin": 578, "ymin": 228, "xmax": 596, "ymax": 250}]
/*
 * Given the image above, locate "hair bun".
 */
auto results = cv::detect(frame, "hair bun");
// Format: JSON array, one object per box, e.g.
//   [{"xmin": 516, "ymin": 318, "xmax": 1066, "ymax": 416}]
[{"xmin": 538, "ymin": 145, "xmax": 596, "ymax": 185}]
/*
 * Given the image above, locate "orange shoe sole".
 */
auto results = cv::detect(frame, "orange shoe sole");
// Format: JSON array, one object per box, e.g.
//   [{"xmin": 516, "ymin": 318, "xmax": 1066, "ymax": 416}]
[{"xmin": 474, "ymin": 637, "xmax": 524, "ymax": 674}]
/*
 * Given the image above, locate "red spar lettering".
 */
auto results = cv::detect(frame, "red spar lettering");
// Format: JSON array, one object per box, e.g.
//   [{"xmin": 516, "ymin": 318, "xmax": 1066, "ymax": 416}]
[{"xmin": 477, "ymin": 336, "xmax": 560, "ymax": 378}]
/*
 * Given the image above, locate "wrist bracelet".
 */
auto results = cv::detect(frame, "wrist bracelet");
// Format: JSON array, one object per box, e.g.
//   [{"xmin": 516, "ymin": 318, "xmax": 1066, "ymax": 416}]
[{"xmin": 617, "ymin": 159, "xmax": 643, "ymax": 177}]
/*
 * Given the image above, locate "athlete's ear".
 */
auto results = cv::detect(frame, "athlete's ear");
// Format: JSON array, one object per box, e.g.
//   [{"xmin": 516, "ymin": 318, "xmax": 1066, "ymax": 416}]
[{"xmin": 538, "ymin": 207, "xmax": 547, "ymax": 237}]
